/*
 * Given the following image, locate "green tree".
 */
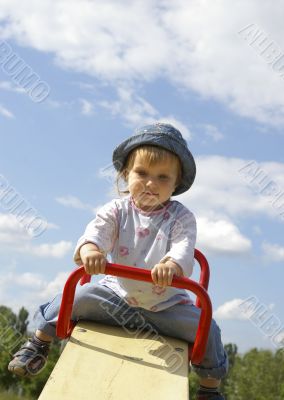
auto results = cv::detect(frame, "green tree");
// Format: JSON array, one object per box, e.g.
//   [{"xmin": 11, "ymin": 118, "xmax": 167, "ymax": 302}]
[
  {"xmin": 0, "ymin": 305, "xmax": 61, "ymax": 399},
  {"xmin": 0, "ymin": 306, "xmax": 17, "ymax": 326},
  {"xmin": 273, "ymin": 349, "xmax": 284, "ymax": 398},
  {"xmin": 16, "ymin": 308, "xmax": 29, "ymax": 336},
  {"xmin": 189, "ymin": 368, "xmax": 199, "ymax": 398},
  {"xmin": 224, "ymin": 343, "xmax": 238, "ymax": 369},
  {"xmin": 0, "ymin": 306, "xmax": 27, "ymax": 392},
  {"xmin": 220, "ymin": 342, "xmax": 238, "ymax": 395},
  {"xmin": 225, "ymin": 348, "xmax": 283, "ymax": 400}
]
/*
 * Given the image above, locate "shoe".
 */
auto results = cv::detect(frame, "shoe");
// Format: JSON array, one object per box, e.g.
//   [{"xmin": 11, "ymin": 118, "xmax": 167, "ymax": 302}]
[
  {"xmin": 196, "ymin": 390, "xmax": 225, "ymax": 399},
  {"xmin": 8, "ymin": 337, "xmax": 50, "ymax": 377}
]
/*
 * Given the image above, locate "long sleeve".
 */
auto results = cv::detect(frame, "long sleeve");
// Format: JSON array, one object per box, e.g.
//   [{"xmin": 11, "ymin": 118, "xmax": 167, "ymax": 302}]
[
  {"xmin": 160, "ymin": 209, "xmax": 196, "ymax": 277},
  {"xmin": 73, "ymin": 200, "xmax": 119, "ymax": 265}
]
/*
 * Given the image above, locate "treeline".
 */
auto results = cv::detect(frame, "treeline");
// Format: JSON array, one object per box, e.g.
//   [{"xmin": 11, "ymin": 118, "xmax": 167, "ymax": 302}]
[
  {"xmin": 1, "ymin": 305, "xmax": 284, "ymax": 399},
  {"xmin": 189, "ymin": 343, "xmax": 284, "ymax": 399}
]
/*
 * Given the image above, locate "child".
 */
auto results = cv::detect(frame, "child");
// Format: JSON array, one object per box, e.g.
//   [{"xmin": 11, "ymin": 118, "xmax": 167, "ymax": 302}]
[{"xmin": 8, "ymin": 123, "xmax": 228, "ymax": 399}]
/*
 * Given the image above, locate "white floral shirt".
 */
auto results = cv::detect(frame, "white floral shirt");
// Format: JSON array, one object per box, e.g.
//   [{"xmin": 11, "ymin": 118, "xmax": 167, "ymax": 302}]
[{"xmin": 74, "ymin": 196, "xmax": 197, "ymax": 311}]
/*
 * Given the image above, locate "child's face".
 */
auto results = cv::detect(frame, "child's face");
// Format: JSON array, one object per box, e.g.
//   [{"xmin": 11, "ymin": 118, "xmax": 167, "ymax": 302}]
[{"xmin": 127, "ymin": 152, "xmax": 179, "ymax": 211}]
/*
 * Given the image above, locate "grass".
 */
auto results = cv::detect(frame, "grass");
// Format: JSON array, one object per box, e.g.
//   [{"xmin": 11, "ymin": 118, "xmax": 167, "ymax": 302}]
[{"xmin": 0, "ymin": 392, "xmax": 33, "ymax": 400}]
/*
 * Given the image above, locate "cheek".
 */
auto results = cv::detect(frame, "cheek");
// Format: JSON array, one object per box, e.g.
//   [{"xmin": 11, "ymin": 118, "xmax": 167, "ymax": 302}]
[
  {"xmin": 165, "ymin": 180, "xmax": 177, "ymax": 193},
  {"xmin": 128, "ymin": 177, "xmax": 144, "ymax": 193}
]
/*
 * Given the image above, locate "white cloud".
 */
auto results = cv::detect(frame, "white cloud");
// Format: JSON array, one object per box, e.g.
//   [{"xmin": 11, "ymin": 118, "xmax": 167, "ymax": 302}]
[
  {"xmin": 196, "ymin": 216, "xmax": 251, "ymax": 254},
  {"xmin": 0, "ymin": 104, "xmax": 14, "ymax": 118},
  {"xmin": 56, "ymin": 195, "xmax": 106, "ymax": 215},
  {"xmin": 1, "ymin": 1, "xmax": 283, "ymax": 126},
  {"xmin": 14, "ymin": 272, "xmax": 44, "ymax": 289},
  {"xmin": 262, "ymin": 242, "xmax": 284, "ymax": 262},
  {"xmin": 39, "ymin": 271, "xmax": 69, "ymax": 299},
  {"xmin": 0, "ymin": 213, "xmax": 72, "ymax": 258},
  {"xmin": 201, "ymin": 124, "xmax": 224, "ymax": 142},
  {"xmin": 176, "ymin": 155, "xmax": 284, "ymax": 255},
  {"xmin": 46, "ymin": 98, "xmax": 73, "ymax": 109},
  {"xmin": 214, "ymin": 298, "xmax": 248, "ymax": 320},
  {"xmin": 0, "ymin": 269, "xmax": 69, "ymax": 316},
  {"xmin": 214, "ymin": 297, "xmax": 275, "ymax": 321},
  {"xmin": 80, "ymin": 98, "xmax": 94, "ymax": 115},
  {"xmin": 0, "ymin": 213, "xmax": 32, "ymax": 243},
  {"xmin": 0, "ymin": 271, "xmax": 43, "ymax": 292},
  {"xmin": 100, "ymin": 86, "xmax": 191, "ymax": 137},
  {"xmin": 0, "ymin": 80, "xmax": 25, "ymax": 93},
  {"xmin": 180, "ymin": 156, "xmax": 284, "ymax": 220},
  {"xmin": 46, "ymin": 221, "xmax": 60, "ymax": 230},
  {"xmin": 99, "ymin": 86, "xmax": 159, "ymax": 126},
  {"xmin": 56, "ymin": 195, "xmax": 93, "ymax": 210},
  {"xmin": 21, "ymin": 240, "xmax": 73, "ymax": 258}
]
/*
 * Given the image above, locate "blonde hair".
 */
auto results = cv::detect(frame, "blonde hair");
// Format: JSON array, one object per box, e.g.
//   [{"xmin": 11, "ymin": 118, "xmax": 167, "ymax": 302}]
[{"xmin": 116, "ymin": 145, "xmax": 182, "ymax": 195}]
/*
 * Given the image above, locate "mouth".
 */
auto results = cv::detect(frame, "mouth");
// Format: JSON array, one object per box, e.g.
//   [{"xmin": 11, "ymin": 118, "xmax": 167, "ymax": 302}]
[
  {"xmin": 143, "ymin": 191, "xmax": 158, "ymax": 197},
  {"xmin": 143, "ymin": 192, "xmax": 158, "ymax": 196}
]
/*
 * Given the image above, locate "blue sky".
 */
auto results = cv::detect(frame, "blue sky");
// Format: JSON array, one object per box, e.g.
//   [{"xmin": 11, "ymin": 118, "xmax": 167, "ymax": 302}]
[{"xmin": 0, "ymin": 1, "xmax": 284, "ymax": 353}]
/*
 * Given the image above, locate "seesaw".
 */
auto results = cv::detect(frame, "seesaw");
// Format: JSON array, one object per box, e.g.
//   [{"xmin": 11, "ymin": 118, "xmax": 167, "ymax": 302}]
[{"xmin": 38, "ymin": 249, "xmax": 212, "ymax": 399}]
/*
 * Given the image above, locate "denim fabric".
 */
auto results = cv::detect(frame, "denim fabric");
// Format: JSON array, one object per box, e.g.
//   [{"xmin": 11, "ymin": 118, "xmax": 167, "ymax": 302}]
[{"xmin": 34, "ymin": 282, "xmax": 228, "ymax": 379}]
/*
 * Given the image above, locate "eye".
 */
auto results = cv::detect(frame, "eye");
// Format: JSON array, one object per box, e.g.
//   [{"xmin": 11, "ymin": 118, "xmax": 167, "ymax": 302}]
[
  {"xmin": 135, "ymin": 169, "xmax": 147, "ymax": 177},
  {"xmin": 158, "ymin": 174, "xmax": 169, "ymax": 180}
]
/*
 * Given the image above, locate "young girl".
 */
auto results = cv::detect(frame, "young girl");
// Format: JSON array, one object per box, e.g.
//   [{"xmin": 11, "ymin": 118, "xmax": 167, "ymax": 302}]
[{"xmin": 8, "ymin": 123, "xmax": 228, "ymax": 400}]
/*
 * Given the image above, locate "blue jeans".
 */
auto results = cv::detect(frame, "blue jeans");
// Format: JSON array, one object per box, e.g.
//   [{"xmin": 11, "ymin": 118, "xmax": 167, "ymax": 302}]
[{"xmin": 34, "ymin": 283, "xmax": 228, "ymax": 379}]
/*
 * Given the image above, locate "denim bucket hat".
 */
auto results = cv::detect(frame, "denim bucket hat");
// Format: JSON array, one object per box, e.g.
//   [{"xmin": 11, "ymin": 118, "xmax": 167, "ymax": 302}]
[{"xmin": 112, "ymin": 122, "xmax": 196, "ymax": 195}]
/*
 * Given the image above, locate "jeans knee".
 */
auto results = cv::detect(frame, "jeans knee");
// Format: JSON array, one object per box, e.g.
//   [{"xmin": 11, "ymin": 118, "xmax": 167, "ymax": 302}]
[
  {"xmin": 73, "ymin": 284, "xmax": 93, "ymax": 309},
  {"xmin": 203, "ymin": 318, "xmax": 222, "ymax": 359},
  {"xmin": 71, "ymin": 284, "xmax": 112, "ymax": 321},
  {"xmin": 41, "ymin": 294, "xmax": 62, "ymax": 320},
  {"xmin": 209, "ymin": 319, "xmax": 221, "ymax": 341}
]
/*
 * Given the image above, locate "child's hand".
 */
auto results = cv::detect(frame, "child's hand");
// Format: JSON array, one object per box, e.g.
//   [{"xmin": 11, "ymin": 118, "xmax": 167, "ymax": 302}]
[
  {"xmin": 80, "ymin": 243, "xmax": 106, "ymax": 275},
  {"xmin": 151, "ymin": 260, "xmax": 183, "ymax": 287}
]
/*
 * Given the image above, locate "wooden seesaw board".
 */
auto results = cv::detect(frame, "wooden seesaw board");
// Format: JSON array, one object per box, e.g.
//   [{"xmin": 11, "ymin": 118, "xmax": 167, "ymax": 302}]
[{"xmin": 38, "ymin": 321, "xmax": 189, "ymax": 399}]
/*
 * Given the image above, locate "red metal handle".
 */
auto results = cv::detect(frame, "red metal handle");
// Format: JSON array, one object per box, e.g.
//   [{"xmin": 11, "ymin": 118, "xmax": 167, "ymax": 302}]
[
  {"xmin": 56, "ymin": 250, "xmax": 212, "ymax": 365},
  {"xmin": 194, "ymin": 248, "xmax": 210, "ymax": 308},
  {"xmin": 79, "ymin": 248, "xmax": 210, "ymax": 294}
]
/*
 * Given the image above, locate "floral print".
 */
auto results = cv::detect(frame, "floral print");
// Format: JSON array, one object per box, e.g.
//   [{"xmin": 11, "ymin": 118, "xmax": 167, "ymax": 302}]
[
  {"xmin": 163, "ymin": 211, "xmax": 170, "ymax": 220},
  {"xmin": 152, "ymin": 285, "xmax": 166, "ymax": 295},
  {"xmin": 136, "ymin": 226, "xmax": 150, "ymax": 238},
  {"xmin": 126, "ymin": 297, "xmax": 139, "ymax": 306},
  {"xmin": 119, "ymin": 246, "xmax": 129, "ymax": 257}
]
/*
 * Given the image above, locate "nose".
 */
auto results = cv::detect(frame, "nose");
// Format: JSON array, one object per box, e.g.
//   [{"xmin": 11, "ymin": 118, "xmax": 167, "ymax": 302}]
[{"xmin": 146, "ymin": 177, "xmax": 157, "ymax": 189}]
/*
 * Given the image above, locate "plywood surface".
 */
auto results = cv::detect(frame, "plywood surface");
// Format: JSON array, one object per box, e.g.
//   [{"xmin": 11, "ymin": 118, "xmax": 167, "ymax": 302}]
[{"xmin": 38, "ymin": 321, "xmax": 189, "ymax": 399}]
